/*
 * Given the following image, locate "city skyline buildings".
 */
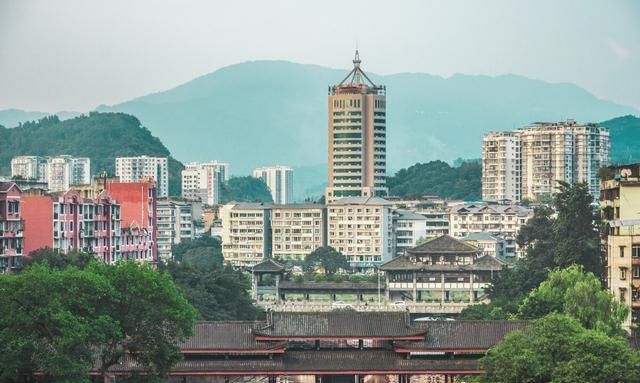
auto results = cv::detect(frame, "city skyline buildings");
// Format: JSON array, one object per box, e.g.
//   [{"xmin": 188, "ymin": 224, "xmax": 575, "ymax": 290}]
[{"xmin": 253, "ymin": 165, "xmax": 293, "ymax": 205}]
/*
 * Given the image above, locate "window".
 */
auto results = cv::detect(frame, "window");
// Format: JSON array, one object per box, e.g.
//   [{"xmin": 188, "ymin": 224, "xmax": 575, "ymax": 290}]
[
  {"xmin": 620, "ymin": 246, "xmax": 625, "ymax": 258},
  {"xmin": 633, "ymin": 266, "xmax": 640, "ymax": 279},
  {"xmin": 633, "ymin": 245, "xmax": 640, "ymax": 258},
  {"xmin": 620, "ymin": 267, "xmax": 627, "ymax": 280}
]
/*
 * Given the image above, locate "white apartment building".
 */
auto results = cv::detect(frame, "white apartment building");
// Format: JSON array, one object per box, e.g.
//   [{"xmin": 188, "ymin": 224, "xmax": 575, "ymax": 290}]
[
  {"xmin": 393, "ymin": 210, "xmax": 428, "ymax": 257},
  {"xmin": 253, "ymin": 166, "xmax": 293, "ymax": 204},
  {"xmin": 115, "ymin": 156, "xmax": 169, "ymax": 198},
  {"xmin": 220, "ymin": 202, "xmax": 272, "ymax": 268},
  {"xmin": 482, "ymin": 119, "xmax": 609, "ymax": 202},
  {"xmin": 11, "ymin": 156, "xmax": 47, "ymax": 181},
  {"xmin": 327, "ymin": 197, "xmax": 394, "ymax": 271},
  {"xmin": 416, "ymin": 207, "xmax": 450, "ymax": 238},
  {"xmin": 156, "ymin": 199, "xmax": 195, "ymax": 260},
  {"xmin": 182, "ymin": 162, "xmax": 225, "ymax": 206},
  {"xmin": 47, "ymin": 156, "xmax": 91, "ymax": 192},
  {"xmin": 449, "ymin": 203, "xmax": 532, "ymax": 253},
  {"xmin": 461, "ymin": 232, "xmax": 511, "ymax": 258},
  {"xmin": 271, "ymin": 203, "xmax": 326, "ymax": 260}
]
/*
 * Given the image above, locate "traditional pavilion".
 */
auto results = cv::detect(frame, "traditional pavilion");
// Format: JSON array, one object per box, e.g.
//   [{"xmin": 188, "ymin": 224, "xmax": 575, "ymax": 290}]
[
  {"xmin": 381, "ymin": 235, "xmax": 505, "ymax": 304},
  {"xmin": 93, "ymin": 311, "xmax": 528, "ymax": 383}
]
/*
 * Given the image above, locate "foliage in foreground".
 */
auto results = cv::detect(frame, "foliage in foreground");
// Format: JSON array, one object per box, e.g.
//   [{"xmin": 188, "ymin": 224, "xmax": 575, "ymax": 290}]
[
  {"xmin": 0, "ymin": 259, "xmax": 197, "ymax": 383},
  {"xmin": 481, "ymin": 314, "xmax": 640, "ymax": 383}
]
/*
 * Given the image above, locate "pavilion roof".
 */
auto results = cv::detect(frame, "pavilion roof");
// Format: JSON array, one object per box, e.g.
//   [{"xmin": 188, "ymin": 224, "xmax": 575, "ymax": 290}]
[
  {"xmin": 395, "ymin": 320, "xmax": 529, "ymax": 351},
  {"xmin": 253, "ymin": 312, "xmax": 425, "ymax": 340},
  {"xmin": 252, "ymin": 258, "xmax": 285, "ymax": 273},
  {"xmin": 380, "ymin": 256, "xmax": 418, "ymax": 271},
  {"xmin": 407, "ymin": 235, "xmax": 480, "ymax": 256},
  {"xmin": 178, "ymin": 322, "xmax": 285, "ymax": 354}
]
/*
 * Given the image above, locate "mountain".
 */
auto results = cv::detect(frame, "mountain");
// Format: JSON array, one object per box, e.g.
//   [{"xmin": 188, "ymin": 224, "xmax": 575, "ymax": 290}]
[
  {"xmin": 0, "ymin": 109, "xmax": 80, "ymax": 128},
  {"xmin": 0, "ymin": 112, "xmax": 184, "ymax": 195},
  {"xmin": 96, "ymin": 60, "xmax": 637, "ymax": 176},
  {"xmin": 600, "ymin": 115, "xmax": 640, "ymax": 163}
]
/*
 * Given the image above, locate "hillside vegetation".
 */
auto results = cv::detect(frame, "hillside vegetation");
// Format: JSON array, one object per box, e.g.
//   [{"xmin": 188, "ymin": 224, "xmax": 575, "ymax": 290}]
[
  {"xmin": 600, "ymin": 114, "xmax": 640, "ymax": 163},
  {"xmin": 0, "ymin": 112, "xmax": 184, "ymax": 195}
]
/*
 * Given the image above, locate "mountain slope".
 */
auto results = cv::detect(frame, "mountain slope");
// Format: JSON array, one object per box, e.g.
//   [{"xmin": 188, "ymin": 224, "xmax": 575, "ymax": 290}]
[
  {"xmin": 0, "ymin": 109, "xmax": 80, "ymax": 128},
  {"xmin": 98, "ymin": 60, "xmax": 637, "ymax": 174},
  {"xmin": 0, "ymin": 113, "xmax": 184, "ymax": 195},
  {"xmin": 600, "ymin": 115, "xmax": 640, "ymax": 163}
]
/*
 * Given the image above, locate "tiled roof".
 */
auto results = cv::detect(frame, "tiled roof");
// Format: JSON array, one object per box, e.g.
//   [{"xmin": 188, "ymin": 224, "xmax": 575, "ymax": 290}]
[
  {"xmin": 395, "ymin": 210, "xmax": 427, "ymax": 221},
  {"xmin": 103, "ymin": 350, "xmax": 481, "ymax": 374},
  {"xmin": 253, "ymin": 312, "xmax": 425, "ymax": 339},
  {"xmin": 252, "ymin": 259, "xmax": 285, "ymax": 272},
  {"xmin": 0, "ymin": 182, "xmax": 18, "ymax": 193},
  {"xmin": 451, "ymin": 204, "xmax": 531, "ymax": 216},
  {"xmin": 408, "ymin": 235, "xmax": 480, "ymax": 256},
  {"xmin": 396, "ymin": 320, "xmax": 529, "ymax": 351},
  {"xmin": 328, "ymin": 196, "xmax": 393, "ymax": 206},
  {"xmin": 380, "ymin": 256, "xmax": 418, "ymax": 271},
  {"xmin": 461, "ymin": 232, "xmax": 500, "ymax": 241},
  {"xmin": 179, "ymin": 322, "xmax": 285, "ymax": 353}
]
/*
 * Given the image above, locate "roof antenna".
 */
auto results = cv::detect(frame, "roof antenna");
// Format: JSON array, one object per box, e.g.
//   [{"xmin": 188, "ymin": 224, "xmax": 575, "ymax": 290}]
[{"xmin": 353, "ymin": 41, "xmax": 361, "ymax": 68}]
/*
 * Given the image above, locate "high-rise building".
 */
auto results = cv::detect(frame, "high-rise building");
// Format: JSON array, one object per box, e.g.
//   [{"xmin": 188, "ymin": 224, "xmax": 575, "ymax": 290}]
[
  {"xmin": 482, "ymin": 120, "xmax": 609, "ymax": 202},
  {"xmin": 46, "ymin": 155, "xmax": 91, "ymax": 192},
  {"xmin": 11, "ymin": 156, "xmax": 47, "ymax": 182},
  {"xmin": 253, "ymin": 166, "xmax": 293, "ymax": 204},
  {"xmin": 181, "ymin": 161, "xmax": 226, "ymax": 205},
  {"xmin": 325, "ymin": 51, "xmax": 387, "ymax": 202},
  {"xmin": 156, "ymin": 199, "xmax": 195, "ymax": 260},
  {"xmin": 115, "ymin": 156, "xmax": 168, "ymax": 197}
]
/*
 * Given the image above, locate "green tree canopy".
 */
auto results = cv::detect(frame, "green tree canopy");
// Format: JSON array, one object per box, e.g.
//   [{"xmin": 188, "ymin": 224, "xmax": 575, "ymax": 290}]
[
  {"xmin": 221, "ymin": 176, "xmax": 273, "ymax": 203},
  {"xmin": 171, "ymin": 234, "xmax": 223, "ymax": 269},
  {"xmin": 481, "ymin": 314, "xmax": 640, "ymax": 383},
  {"xmin": 303, "ymin": 246, "xmax": 350, "ymax": 275},
  {"xmin": 517, "ymin": 265, "xmax": 628, "ymax": 336}
]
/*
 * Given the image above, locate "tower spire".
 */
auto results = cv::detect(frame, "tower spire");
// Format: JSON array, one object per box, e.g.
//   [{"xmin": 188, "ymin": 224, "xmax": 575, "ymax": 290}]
[{"xmin": 353, "ymin": 49, "xmax": 361, "ymax": 68}]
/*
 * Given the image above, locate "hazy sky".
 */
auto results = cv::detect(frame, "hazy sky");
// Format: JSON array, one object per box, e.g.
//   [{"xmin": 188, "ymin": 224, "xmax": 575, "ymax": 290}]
[{"xmin": 1, "ymin": 0, "xmax": 639, "ymax": 112}]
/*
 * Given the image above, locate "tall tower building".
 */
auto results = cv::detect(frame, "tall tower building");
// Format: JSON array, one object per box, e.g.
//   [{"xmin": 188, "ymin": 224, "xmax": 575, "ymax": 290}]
[
  {"xmin": 253, "ymin": 166, "xmax": 293, "ymax": 204},
  {"xmin": 325, "ymin": 51, "xmax": 387, "ymax": 202}
]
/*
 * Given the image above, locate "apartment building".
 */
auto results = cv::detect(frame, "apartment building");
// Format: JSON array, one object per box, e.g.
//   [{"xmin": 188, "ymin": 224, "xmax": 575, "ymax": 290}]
[
  {"xmin": 182, "ymin": 162, "xmax": 224, "ymax": 205},
  {"xmin": 325, "ymin": 51, "xmax": 387, "ymax": 202},
  {"xmin": 449, "ymin": 203, "xmax": 532, "ymax": 256},
  {"xmin": 115, "ymin": 156, "xmax": 168, "ymax": 198},
  {"xmin": 11, "ymin": 156, "xmax": 47, "ymax": 182},
  {"xmin": 253, "ymin": 166, "xmax": 293, "ymax": 204},
  {"xmin": 270, "ymin": 203, "xmax": 325, "ymax": 261},
  {"xmin": 393, "ymin": 210, "xmax": 428, "ymax": 257},
  {"xmin": 157, "ymin": 199, "xmax": 195, "ymax": 260},
  {"xmin": 461, "ymin": 232, "xmax": 512, "ymax": 258},
  {"xmin": 482, "ymin": 119, "xmax": 609, "ymax": 202},
  {"xmin": 22, "ymin": 189, "xmax": 122, "ymax": 263},
  {"xmin": 0, "ymin": 182, "xmax": 23, "ymax": 272},
  {"xmin": 417, "ymin": 207, "xmax": 450, "ymax": 238},
  {"xmin": 601, "ymin": 163, "xmax": 640, "ymax": 328},
  {"xmin": 220, "ymin": 202, "xmax": 272, "ymax": 268},
  {"xmin": 327, "ymin": 196, "xmax": 393, "ymax": 271},
  {"xmin": 46, "ymin": 156, "xmax": 91, "ymax": 192}
]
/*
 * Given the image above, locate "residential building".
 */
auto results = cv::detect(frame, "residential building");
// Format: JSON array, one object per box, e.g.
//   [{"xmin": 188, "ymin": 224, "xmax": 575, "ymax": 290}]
[
  {"xmin": 482, "ymin": 119, "xmax": 609, "ymax": 202},
  {"xmin": 271, "ymin": 203, "xmax": 326, "ymax": 260},
  {"xmin": 201, "ymin": 160, "xmax": 230, "ymax": 182},
  {"xmin": 601, "ymin": 163, "xmax": 640, "ymax": 328},
  {"xmin": 393, "ymin": 210, "xmax": 428, "ymax": 257},
  {"xmin": 105, "ymin": 181, "xmax": 157, "ymax": 262},
  {"xmin": 381, "ymin": 235, "xmax": 505, "ymax": 304},
  {"xmin": 11, "ymin": 156, "xmax": 47, "ymax": 181},
  {"xmin": 0, "ymin": 182, "xmax": 23, "ymax": 272},
  {"xmin": 46, "ymin": 155, "xmax": 91, "ymax": 192},
  {"xmin": 461, "ymin": 232, "xmax": 509, "ymax": 258},
  {"xmin": 449, "ymin": 203, "xmax": 532, "ymax": 240},
  {"xmin": 220, "ymin": 202, "xmax": 272, "ymax": 268},
  {"xmin": 22, "ymin": 189, "xmax": 121, "ymax": 263},
  {"xmin": 182, "ymin": 162, "xmax": 223, "ymax": 205},
  {"xmin": 115, "ymin": 156, "xmax": 168, "ymax": 197},
  {"xmin": 327, "ymin": 196, "xmax": 393, "ymax": 271},
  {"xmin": 156, "ymin": 199, "xmax": 195, "ymax": 260},
  {"xmin": 416, "ymin": 207, "xmax": 450, "ymax": 238},
  {"xmin": 325, "ymin": 51, "xmax": 387, "ymax": 202},
  {"xmin": 253, "ymin": 166, "xmax": 293, "ymax": 204}
]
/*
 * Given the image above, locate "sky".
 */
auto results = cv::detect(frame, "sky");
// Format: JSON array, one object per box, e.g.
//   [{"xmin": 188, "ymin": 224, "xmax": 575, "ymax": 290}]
[{"xmin": 0, "ymin": 0, "xmax": 639, "ymax": 112}]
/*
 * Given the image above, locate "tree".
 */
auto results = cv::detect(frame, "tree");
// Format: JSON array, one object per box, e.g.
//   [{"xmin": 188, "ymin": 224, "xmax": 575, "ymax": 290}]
[
  {"xmin": 303, "ymin": 246, "xmax": 350, "ymax": 275},
  {"xmin": 221, "ymin": 176, "xmax": 273, "ymax": 203},
  {"xmin": 25, "ymin": 247, "xmax": 96, "ymax": 270},
  {"xmin": 0, "ymin": 260, "xmax": 197, "ymax": 382},
  {"xmin": 481, "ymin": 314, "xmax": 640, "ymax": 383},
  {"xmin": 517, "ymin": 266, "xmax": 628, "ymax": 336},
  {"xmin": 171, "ymin": 234, "xmax": 223, "ymax": 269}
]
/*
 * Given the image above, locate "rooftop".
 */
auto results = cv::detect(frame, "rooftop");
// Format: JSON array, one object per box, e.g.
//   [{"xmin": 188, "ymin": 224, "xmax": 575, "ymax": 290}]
[
  {"xmin": 252, "ymin": 258, "xmax": 285, "ymax": 273},
  {"xmin": 408, "ymin": 235, "xmax": 480, "ymax": 256},
  {"xmin": 328, "ymin": 196, "xmax": 393, "ymax": 207},
  {"xmin": 179, "ymin": 322, "xmax": 286, "ymax": 353}
]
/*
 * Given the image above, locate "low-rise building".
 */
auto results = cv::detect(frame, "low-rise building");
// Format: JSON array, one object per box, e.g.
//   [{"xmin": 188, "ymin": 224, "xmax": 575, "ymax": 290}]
[
  {"xmin": 0, "ymin": 182, "xmax": 23, "ymax": 272},
  {"xmin": 271, "ymin": 203, "xmax": 326, "ymax": 261},
  {"xmin": 417, "ymin": 207, "xmax": 450, "ymax": 238},
  {"xmin": 221, "ymin": 202, "xmax": 272, "ymax": 268},
  {"xmin": 461, "ymin": 232, "xmax": 510, "ymax": 259},
  {"xmin": 156, "ymin": 199, "xmax": 195, "ymax": 260},
  {"xmin": 393, "ymin": 210, "xmax": 428, "ymax": 257},
  {"xmin": 449, "ymin": 203, "xmax": 532, "ymax": 240},
  {"xmin": 327, "ymin": 197, "xmax": 394, "ymax": 271}
]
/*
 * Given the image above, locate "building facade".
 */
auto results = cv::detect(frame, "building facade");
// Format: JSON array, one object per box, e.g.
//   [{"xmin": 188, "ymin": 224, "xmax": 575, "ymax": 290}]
[
  {"xmin": 0, "ymin": 182, "xmax": 23, "ymax": 272},
  {"xmin": 11, "ymin": 156, "xmax": 47, "ymax": 182},
  {"xmin": 46, "ymin": 155, "xmax": 91, "ymax": 192},
  {"xmin": 115, "ymin": 156, "xmax": 168, "ymax": 197},
  {"xmin": 325, "ymin": 51, "xmax": 387, "ymax": 202},
  {"xmin": 182, "ymin": 162, "xmax": 223, "ymax": 205},
  {"xmin": 393, "ymin": 210, "xmax": 428, "ymax": 257},
  {"xmin": 461, "ymin": 232, "xmax": 509, "ymax": 259},
  {"xmin": 482, "ymin": 120, "xmax": 609, "ymax": 202},
  {"xmin": 156, "ymin": 199, "xmax": 195, "ymax": 260},
  {"xmin": 327, "ymin": 196, "xmax": 393, "ymax": 271},
  {"xmin": 221, "ymin": 202, "xmax": 272, "ymax": 267},
  {"xmin": 601, "ymin": 163, "xmax": 640, "ymax": 328},
  {"xmin": 271, "ymin": 203, "xmax": 326, "ymax": 261},
  {"xmin": 253, "ymin": 166, "xmax": 293, "ymax": 205},
  {"xmin": 449, "ymin": 203, "xmax": 532, "ymax": 239}
]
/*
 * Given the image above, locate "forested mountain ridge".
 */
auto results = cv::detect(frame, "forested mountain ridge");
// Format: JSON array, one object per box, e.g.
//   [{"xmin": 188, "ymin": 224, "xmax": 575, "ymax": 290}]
[{"xmin": 0, "ymin": 112, "xmax": 184, "ymax": 195}]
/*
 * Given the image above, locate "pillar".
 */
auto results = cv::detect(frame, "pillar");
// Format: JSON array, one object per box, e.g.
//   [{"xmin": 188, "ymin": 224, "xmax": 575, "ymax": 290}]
[
  {"xmin": 252, "ymin": 272, "xmax": 258, "ymax": 300},
  {"xmin": 275, "ymin": 274, "xmax": 281, "ymax": 304},
  {"xmin": 469, "ymin": 272, "xmax": 474, "ymax": 303},
  {"xmin": 440, "ymin": 273, "xmax": 445, "ymax": 304},
  {"xmin": 385, "ymin": 273, "xmax": 390, "ymax": 302},
  {"xmin": 268, "ymin": 376, "xmax": 276, "ymax": 383},
  {"xmin": 412, "ymin": 272, "xmax": 417, "ymax": 303}
]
